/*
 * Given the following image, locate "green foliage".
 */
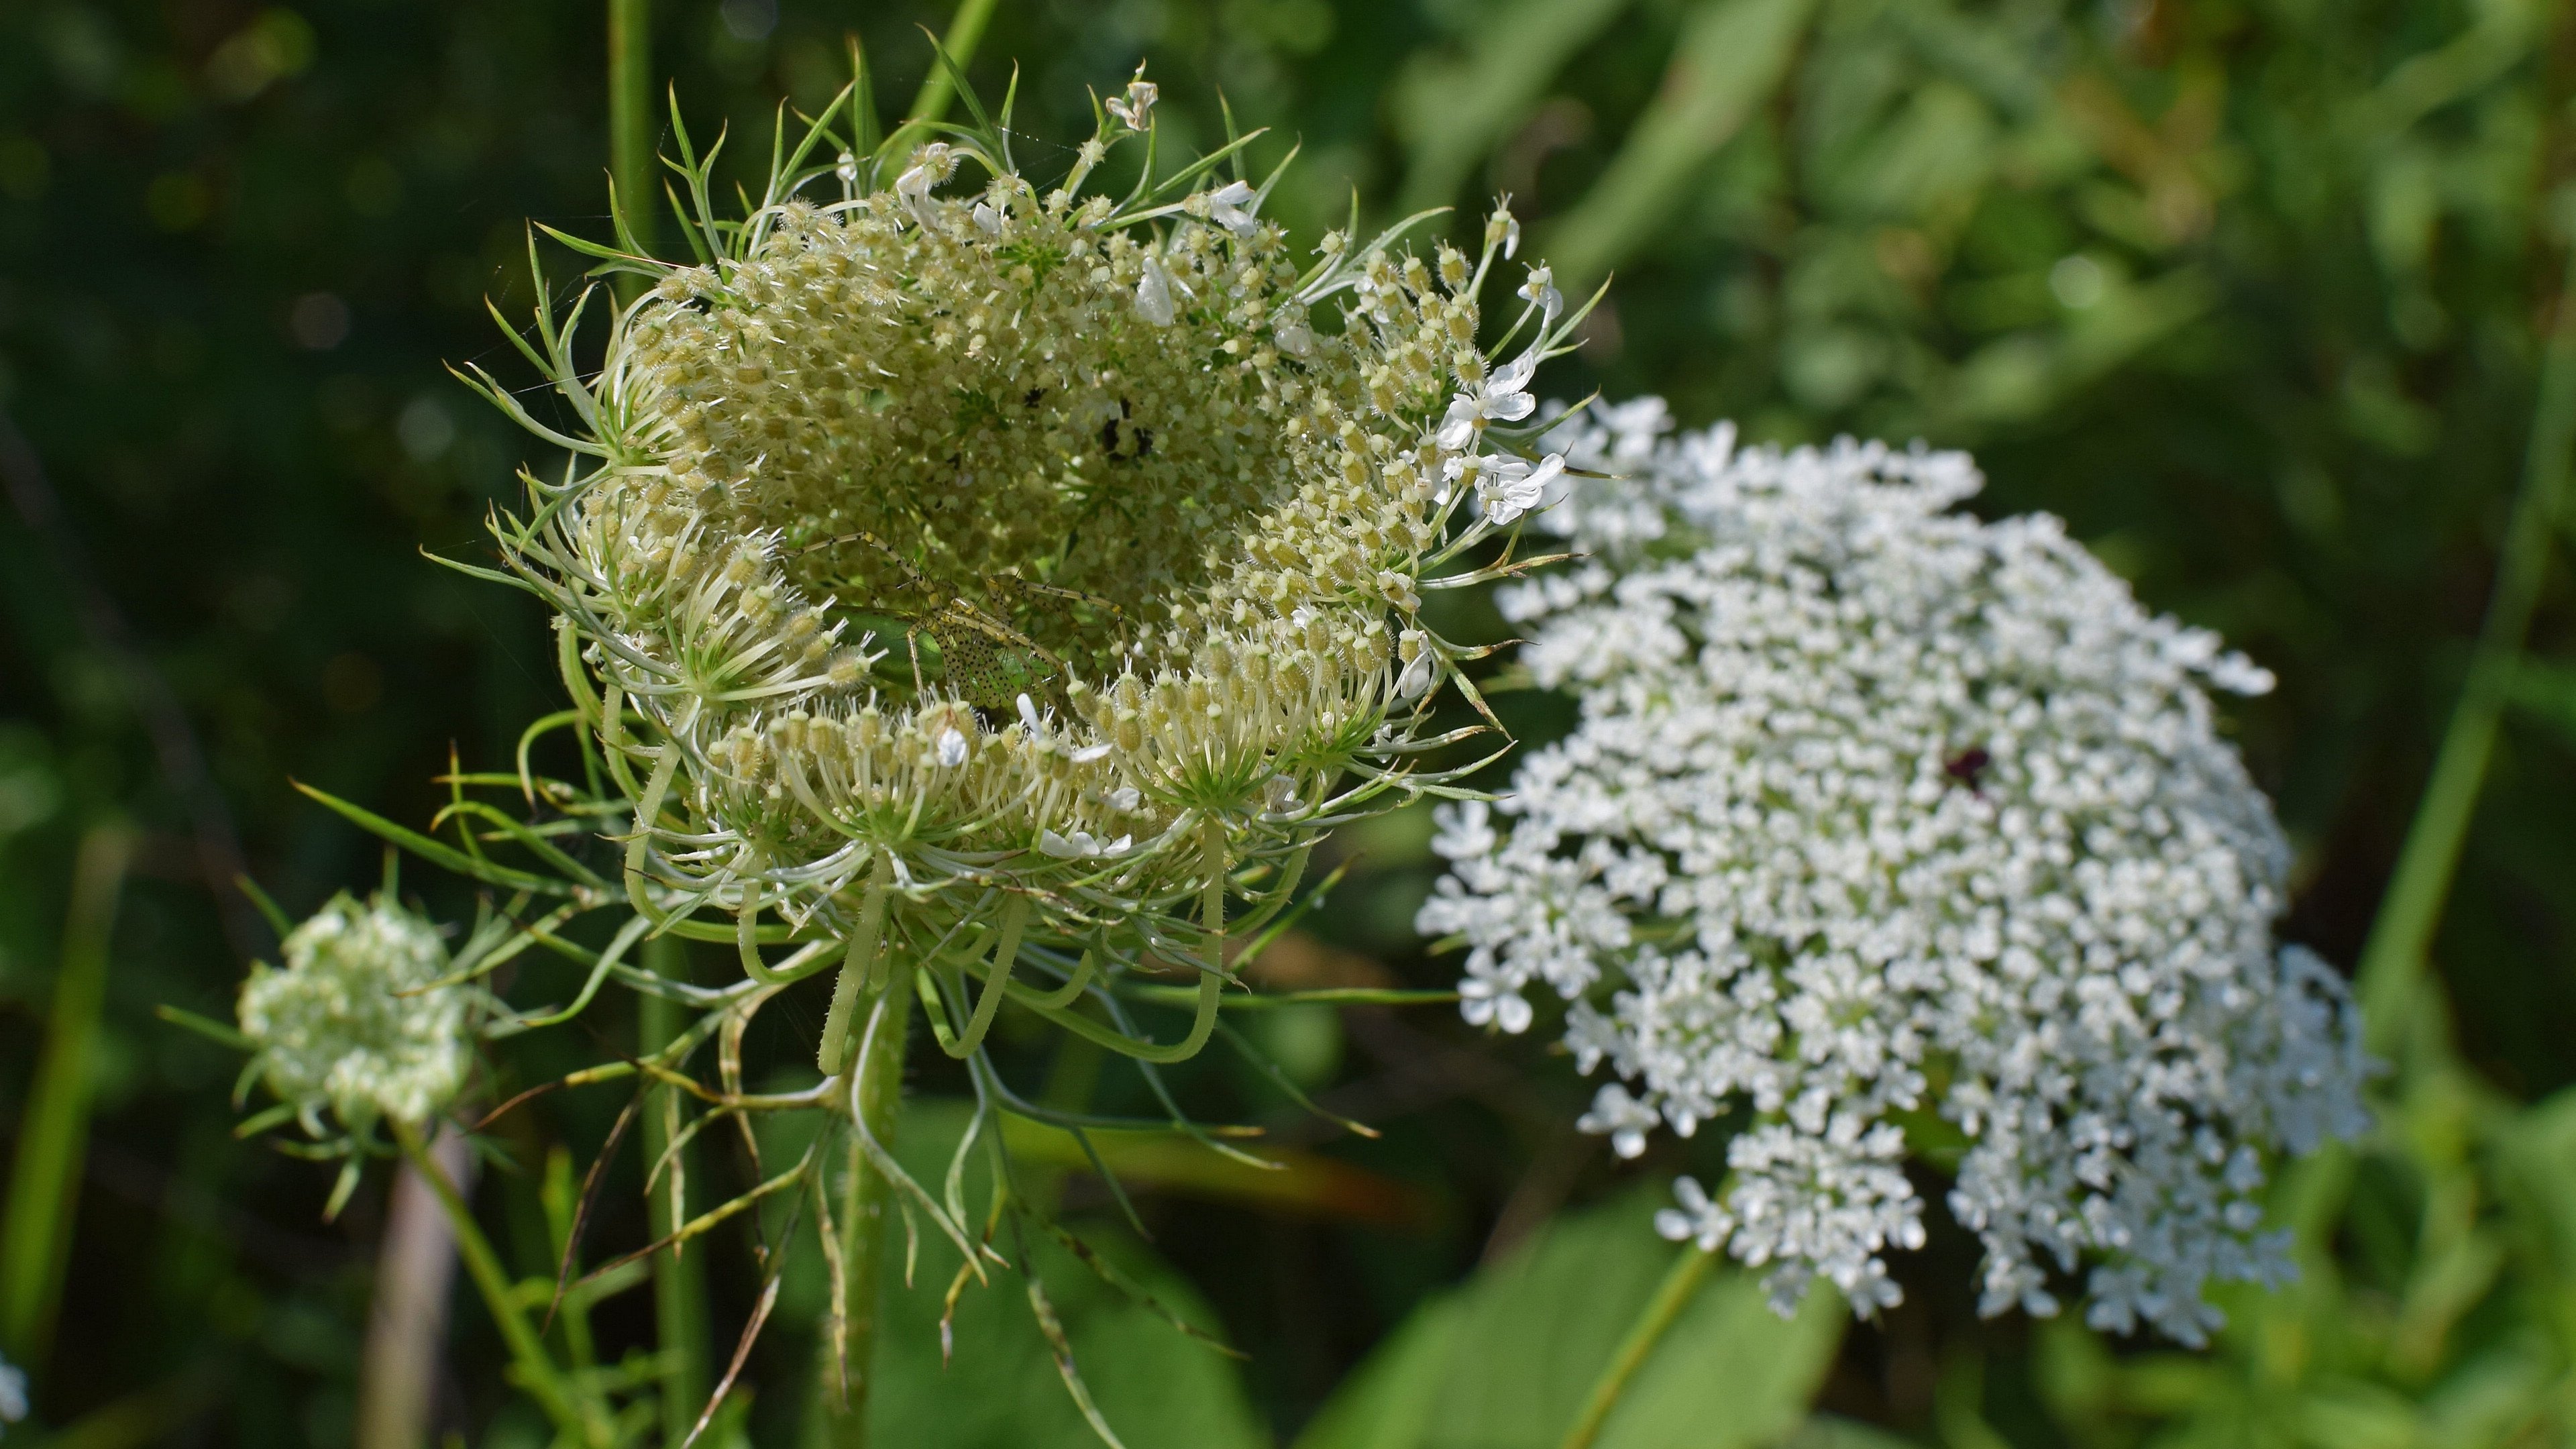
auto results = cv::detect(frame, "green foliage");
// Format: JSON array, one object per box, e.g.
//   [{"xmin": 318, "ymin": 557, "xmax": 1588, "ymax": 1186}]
[
  {"xmin": 3, "ymin": 0, "xmax": 2574, "ymax": 1446},
  {"xmin": 1949, "ymin": 1028, "xmax": 2576, "ymax": 1449},
  {"xmin": 745, "ymin": 1096, "xmax": 1269, "ymax": 1449},
  {"xmin": 0, "ymin": 827, "xmax": 129, "ymax": 1374},
  {"xmin": 859, "ymin": 1100, "xmax": 1271, "ymax": 1449},
  {"xmin": 1293, "ymin": 1189, "xmax": 1845, "ymax": 1449}
]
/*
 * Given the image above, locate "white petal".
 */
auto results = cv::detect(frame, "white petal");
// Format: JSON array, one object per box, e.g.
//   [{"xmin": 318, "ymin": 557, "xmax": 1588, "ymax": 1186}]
[
  {"xmin": 1435, "ymin": 398, "xmax": 1479, "ymax": 452},
  {"xmin": 1397, "ymin": 651, "xmax": 1436, "ymax": 700},
  {"xmin": 936, "ymin": 728, "xmax": 968, "ymax": 767},
  {"xmin": 1069, "ymin": 743, "xmax": 1113, "ymax": 763},
  {"xmin": 1207, "ymin": 180, "xmax": 1258, "ymax": 237},
  {"xmin": 1135, "ymin": 260, "xmax": 1176, "ymax": 326},
  {"xmin": 1016, "ymin": 693, "xmax": 1044, "ymax": 733}
]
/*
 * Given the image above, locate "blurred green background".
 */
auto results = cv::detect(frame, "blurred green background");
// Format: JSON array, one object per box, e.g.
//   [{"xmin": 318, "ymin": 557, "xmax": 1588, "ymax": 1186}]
[{"xmin": 4, "ymin": 0, "xmax": 2575, "ymax": 1445}]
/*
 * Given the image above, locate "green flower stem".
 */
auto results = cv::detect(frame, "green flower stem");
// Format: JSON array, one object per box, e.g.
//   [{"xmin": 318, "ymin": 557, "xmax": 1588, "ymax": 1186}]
[
  {"xmin": 821, "ymin": 979, "xmax": 914, "ymax": 1449},
  {"xmin": 639, "ymin": 932, "xmax": 709, "ymax": 1446},
  {"xmin": 606, "ymin": 0, "xmax": 654, "ymax": 263},
  {"xmin": 938, "ymin": 894, "xmax": 1030, "ymax": 1060},
  {"xmin": 999, "ymin": 969, "xmax": 1224, "ymax": 1063},
  {"xmin": 818, "ymin": 865, "xmax": 892, "ymax": 1075},
  {"xmin": 1558, "ymin": 1242, "xmax": 1719, "ymax": 1449},
  {"xmin": 390, "ymin": 1116, "xmax": 602, "ymax": 1446},
  {"xmin": 1116, "ymin": 984, "xmax": 1462, "ymax": 1010},
  {"xmin": 2355, "ymin": 235, "xmax": 2576, "ymax": 1058},
  {"xmin": 0, "ymin": 823, "xmax": 130, "ymax": 1375},
  {"xmin": 885, "ymin": 0, "xmax": 1000, "ymax": 158}
]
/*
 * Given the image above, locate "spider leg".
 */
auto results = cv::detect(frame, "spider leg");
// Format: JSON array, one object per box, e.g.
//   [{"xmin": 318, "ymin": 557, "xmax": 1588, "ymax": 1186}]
[
  {"xmin": 943, "ymin": 600, "xmax": 1069, "ymax": 676},
  {"xmin": 906, "ymin": 622, "xmax": 928, "ymax": 696},
  {"xmin": 1012, "ymin": 578, "xmax": 1128, "ymax": 626}
]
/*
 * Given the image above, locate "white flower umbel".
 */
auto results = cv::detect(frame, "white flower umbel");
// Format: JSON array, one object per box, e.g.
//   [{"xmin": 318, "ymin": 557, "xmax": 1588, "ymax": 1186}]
[
  {"xmin": 469, "ymin": 76, "xmax": 1591, "ymax": 1075},
  {"xmin": 237, "ymin": 892, "xmax": 472, "ymax": 1134},
  {"xmin": 1419, "ymin": 400, "xmax": 2371, "ymax": 1343}
]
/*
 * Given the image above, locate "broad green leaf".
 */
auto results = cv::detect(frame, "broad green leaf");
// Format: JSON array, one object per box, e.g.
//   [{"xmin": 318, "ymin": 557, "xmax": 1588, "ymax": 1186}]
[
  {"xmin": 1290, "ymin": 1295, "xmax": 1468, "ymax": 1449},
  {"xmin": 1780, "ymin": 1415, "xmax": 1917, "ymax": 1449},
  {"xmin": 1297, "ymin": 1185, "xmax": 1845, "ymax": 1449},
  {"xmin": 764, "ymin": 1097, "xmax": 1269, "ymax": 1449}
]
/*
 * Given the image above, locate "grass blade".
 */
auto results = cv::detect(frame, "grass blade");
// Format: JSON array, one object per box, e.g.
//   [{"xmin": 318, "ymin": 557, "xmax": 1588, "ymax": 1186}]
[
  {"xmin": 0, "ymin": 824, "xmax": 131, "ymax": 1374},
  {"xmin": 2355, "ymin": 234, "xmax": 2576, "ymax": 1055}
]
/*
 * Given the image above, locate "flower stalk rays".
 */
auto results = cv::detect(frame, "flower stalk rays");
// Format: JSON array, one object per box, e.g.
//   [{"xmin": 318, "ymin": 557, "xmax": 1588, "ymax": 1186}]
[
  {"xmin": 366, "ymin": 55, "xmax": 1592, "ymax": 1446},
  {"xmin": 467, "ymin": 74, "xmax": 1589, "ymax": 1075}
]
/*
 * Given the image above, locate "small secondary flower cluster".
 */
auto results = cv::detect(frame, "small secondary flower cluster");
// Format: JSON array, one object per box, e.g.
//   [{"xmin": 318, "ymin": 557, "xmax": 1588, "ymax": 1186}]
[
  {"xmin": 1417, "ymin": 398, "xmax": 2370, "ymax": 1342},
  {"xmin": 237, "ymin": 892, "xmax": 472, "ymax": 1134}
]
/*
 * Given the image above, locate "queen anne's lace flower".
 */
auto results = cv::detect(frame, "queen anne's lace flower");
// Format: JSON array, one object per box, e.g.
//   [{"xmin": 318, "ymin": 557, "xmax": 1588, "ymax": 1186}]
[
  {"xmin": 1419, "ymin": 400, "xmax": 2370, "ymax": 1343},
  {"xmin": 237, "ymin": 893, "xmax": 471, "ymax": 1132},
  {"xmin": 475, "ymin": 84, "xmax": 1580, "ymax": 1072}
]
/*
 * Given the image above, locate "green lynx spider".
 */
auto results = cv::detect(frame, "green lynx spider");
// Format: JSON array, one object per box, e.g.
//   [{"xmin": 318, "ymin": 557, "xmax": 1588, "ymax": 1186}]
[{"xmin": 789, "ymin": 527, "xmax": 1128, "ymax": 708}]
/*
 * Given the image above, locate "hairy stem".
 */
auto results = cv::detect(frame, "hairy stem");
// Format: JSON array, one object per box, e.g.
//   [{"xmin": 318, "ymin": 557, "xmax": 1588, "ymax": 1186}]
[
  {"xmin": 2355, "ymin": 236, "xmax": 2576, "ymax": 1057},
  {"xmin": 1558, "ymin": 1243, "xmax": 1718, "ymax": 1449},
  {"xmin": 639, "ymin": 932, "xmax": 710, "ymax": 1445},
  {"xmin": 820, "ymin": 979, "xmax": 913, "ymax": 1448}
]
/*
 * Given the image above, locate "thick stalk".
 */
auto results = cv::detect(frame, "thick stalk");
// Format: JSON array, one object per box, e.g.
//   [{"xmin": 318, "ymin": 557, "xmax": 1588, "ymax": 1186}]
[
  {"xmin": 0, "ymin": 824, "xmax": 131, "ymax": 1376},
  {"xmin": 606, "ymin": 0, "xmax": 655, "ymax": 267},
  {"xmin": 639, "ymin": 932, "xmax": 709, "ymax": 1445},
  {"xmin": 2355, "ymin": 237, "xmax": 2576, "ymax": 1057},
  {"xmin": 1558, "ymin": 1243, "xmax": 1719, "ymax": 1449},
  {"xmin": 819, "ymin": 980, "xmax": 913, "ymax": 1449},
  {"xmin": 390, "ymin": 1117, "xmax": 601, "ymax": 1445},
  {"xmin": 883, "ymin": 0, "xmax": 1002, "ymax": 160}
]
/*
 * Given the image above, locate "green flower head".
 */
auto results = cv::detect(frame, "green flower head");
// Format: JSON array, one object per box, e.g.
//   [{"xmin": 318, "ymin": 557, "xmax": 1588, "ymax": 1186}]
[
  {"xmin": 237, "ymin": 892, "xmax": 470, "ymax": 1132},
  {"xmin": 472, "ymin": 69, "xmax": 1585, "ymax": 1069}
]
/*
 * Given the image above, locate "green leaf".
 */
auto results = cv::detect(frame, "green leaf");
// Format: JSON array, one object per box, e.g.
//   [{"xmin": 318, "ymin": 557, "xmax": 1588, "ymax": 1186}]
[
  {"xmin": 1390, "ymin": 0, "xmax": 1635, "ymax": 215},
  {"xmin": 761, "ymin": 1099, "xmax": 1269, "ymax": 1449},
  {"xmin": 1295, "ymin": 1185, "xmax": 1845, "ymax": 1449},
  {"xmin": 1779, "ymin": 1415, "xmax": 1919, "ymax": 1449},
  {"xmin": 290, "ymin": 780, "xmax": 586, "ymax": 898},
  {"xmin": 1290, "ymin": 1295, "xmax": 1467, "ymax": 1449},
  {"xmin": 1542, "ymin": 0, "xmax": 1819, "ymax": 288}
]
